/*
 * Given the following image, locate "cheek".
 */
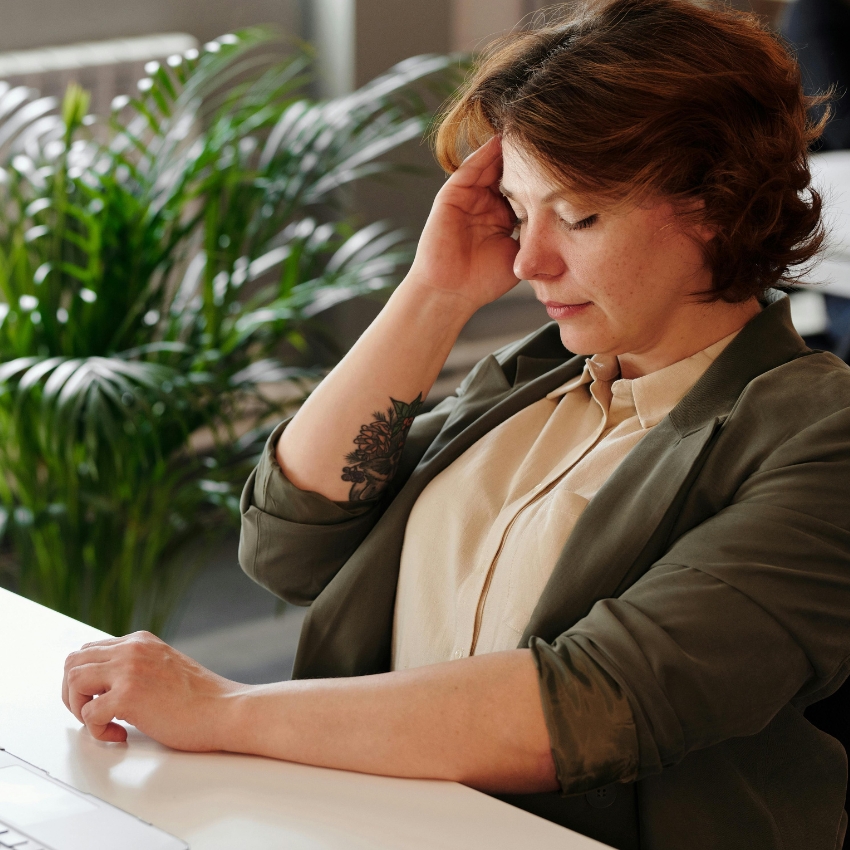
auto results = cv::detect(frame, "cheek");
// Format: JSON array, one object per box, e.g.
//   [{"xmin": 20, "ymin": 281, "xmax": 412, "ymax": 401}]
[
  {"xmin": 593, "ymin": 223, "xmax": 687, "ymax": 300},
  {"xmin": 570, "ymin": 234, "xmax": 646, "ymax": 303}
]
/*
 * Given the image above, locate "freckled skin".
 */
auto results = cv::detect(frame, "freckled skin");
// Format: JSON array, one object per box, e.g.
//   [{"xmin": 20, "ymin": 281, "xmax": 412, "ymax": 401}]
[{"xmin": 500, "ymin": 139, "xmax": 761, "ymax": 379}]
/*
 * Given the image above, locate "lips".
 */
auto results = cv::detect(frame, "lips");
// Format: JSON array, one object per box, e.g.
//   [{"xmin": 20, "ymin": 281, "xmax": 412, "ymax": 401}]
[{"xmin": 543, "ymin": 301, "xmax": 592, "ymax": 320}]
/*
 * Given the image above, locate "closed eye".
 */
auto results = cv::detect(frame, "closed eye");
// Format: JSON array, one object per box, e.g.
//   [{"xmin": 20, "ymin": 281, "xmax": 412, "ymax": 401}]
[
  {"xmin": 510, "ymin": 212, "xmax": 595, "ymax": 230},
  {"xmin": 566, "ymin": 214, "xmax": 598, "ymax": 231}
]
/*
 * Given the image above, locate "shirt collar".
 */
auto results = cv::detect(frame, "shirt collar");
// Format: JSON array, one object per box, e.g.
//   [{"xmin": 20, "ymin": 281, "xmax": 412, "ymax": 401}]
[{"xmin": 545, "ymin": 329, "xmax": 740, "ymax": 428}]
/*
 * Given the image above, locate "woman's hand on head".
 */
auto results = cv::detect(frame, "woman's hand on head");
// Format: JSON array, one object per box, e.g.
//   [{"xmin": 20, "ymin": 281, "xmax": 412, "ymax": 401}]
[
  {"xmin": 62, "ymin": 632, "xmax": 245, "ymax": 750},
  {"xmin": 405, "ymin": 136, "xmax": 520, "ymax": 312}
]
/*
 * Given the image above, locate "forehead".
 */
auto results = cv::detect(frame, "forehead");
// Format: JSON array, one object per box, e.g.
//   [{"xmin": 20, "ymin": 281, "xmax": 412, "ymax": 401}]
[
  {"xmin": 499, "ymin": 139, "xmax": 585, "ymax": 206},
  {"xmin": 500, "ymin": 138, "xmax": 671, "ymax": 220}
]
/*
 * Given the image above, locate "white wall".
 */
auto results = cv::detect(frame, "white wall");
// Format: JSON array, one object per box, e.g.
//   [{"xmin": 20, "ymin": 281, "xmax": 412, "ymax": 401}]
[
  {"xmin": 0, "ymin": 0, "xmax": 302, "ymax": 52},
  {"xmin": 452, "ymin": 0, "xmax": 531, "ymax": 52},
  {"xmin": 308, "ymin": 0, "xmax": 544, "ymax": 97},
  {"xmin": 1, "ymin": 0, "xmax": 540, "ymax": 92}
]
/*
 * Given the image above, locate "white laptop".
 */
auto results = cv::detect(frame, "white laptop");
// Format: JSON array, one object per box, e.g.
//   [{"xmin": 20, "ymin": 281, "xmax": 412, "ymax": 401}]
[{"xmin": 0, "ymin": 749, "xmax": 188, "ymax": 850}]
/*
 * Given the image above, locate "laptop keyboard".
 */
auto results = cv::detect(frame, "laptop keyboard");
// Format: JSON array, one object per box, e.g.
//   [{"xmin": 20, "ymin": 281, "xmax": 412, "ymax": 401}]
[{"xmin": 0, "ymin": 822, "xmax": 49, "ymax": 850}]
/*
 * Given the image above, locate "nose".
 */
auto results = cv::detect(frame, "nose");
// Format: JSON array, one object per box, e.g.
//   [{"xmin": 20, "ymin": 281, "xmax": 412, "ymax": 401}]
[{"xmin": 512, "ymin": 219, "xmax": 566, "ymax": 282}]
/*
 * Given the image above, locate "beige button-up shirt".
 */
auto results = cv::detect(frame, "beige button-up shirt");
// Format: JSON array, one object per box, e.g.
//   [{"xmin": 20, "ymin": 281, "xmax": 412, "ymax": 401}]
[{"xmin": 391, "ymin": 331, "xmax": 738, "ymax": 671}]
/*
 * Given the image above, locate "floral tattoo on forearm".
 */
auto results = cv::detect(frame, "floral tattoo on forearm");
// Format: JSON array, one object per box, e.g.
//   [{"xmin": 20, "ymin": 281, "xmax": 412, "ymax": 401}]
[{"xmin": 341, "ymin": 393, "xmax": 424, "ymax": 500}]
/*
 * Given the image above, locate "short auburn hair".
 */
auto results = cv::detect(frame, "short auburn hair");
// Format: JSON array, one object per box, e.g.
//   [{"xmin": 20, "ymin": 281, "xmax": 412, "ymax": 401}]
[{"xmin": 434, "ymin": 0, "xmax": 829, "ymax": 302}]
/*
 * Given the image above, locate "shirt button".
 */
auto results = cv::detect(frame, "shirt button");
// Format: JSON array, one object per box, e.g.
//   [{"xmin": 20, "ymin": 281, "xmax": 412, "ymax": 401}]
[
  {"xmin": 586, "ymin": 784, "xmax": 619, "ymax": 809},
  {"xmin": 453, "ymin": 649, "xmax": 463, "ymax": 659}
]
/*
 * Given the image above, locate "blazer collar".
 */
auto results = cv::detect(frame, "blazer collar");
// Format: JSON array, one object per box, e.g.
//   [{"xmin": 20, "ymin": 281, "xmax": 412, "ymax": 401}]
[
  {"xmin": 670, "ymin": 295, "xmax": 808, "ymax": 435},
  {"xmin": 415, "ymin": 325, "xmax": 585, "ymax": 471}
]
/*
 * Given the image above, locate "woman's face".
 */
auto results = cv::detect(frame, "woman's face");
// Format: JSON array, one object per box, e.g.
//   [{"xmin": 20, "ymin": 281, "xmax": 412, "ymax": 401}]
[{"xmin": 499, "ymin": 139, "xmax": 716, "ymax": 364}]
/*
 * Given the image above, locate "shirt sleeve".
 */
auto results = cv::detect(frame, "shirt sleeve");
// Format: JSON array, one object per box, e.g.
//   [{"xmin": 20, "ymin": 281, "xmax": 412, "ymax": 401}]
[
  {"xmin": 529, "ymin": 406, "xmax": 850, "ymax": 795},
  {"xmin": 239, "ymin": 396, "xmax": 459, "ymax": 606}
]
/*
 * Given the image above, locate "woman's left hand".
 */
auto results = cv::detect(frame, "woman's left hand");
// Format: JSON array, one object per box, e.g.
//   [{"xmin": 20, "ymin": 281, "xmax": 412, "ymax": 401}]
[{"xmin": 62, "ymin": 631, "xmax": 243, "ymax": 749}]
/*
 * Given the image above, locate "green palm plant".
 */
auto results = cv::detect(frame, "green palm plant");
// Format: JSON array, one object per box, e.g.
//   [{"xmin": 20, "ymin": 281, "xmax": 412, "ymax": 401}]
[{"xmin": 0, "ymin": 30, "xmax": 457, "ymax": 634}]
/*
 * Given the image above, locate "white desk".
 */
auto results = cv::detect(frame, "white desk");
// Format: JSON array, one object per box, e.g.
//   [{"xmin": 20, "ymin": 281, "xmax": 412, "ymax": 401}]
[{"xmin": 0, "ymin": 588, "xmax": 609, "ymax": 850}]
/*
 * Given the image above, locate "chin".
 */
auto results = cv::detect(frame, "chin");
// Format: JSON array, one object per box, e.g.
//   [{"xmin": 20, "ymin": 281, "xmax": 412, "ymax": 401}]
[{"xmin": 557, "ymin": 325, "xmax": 603, "ymax": 357}]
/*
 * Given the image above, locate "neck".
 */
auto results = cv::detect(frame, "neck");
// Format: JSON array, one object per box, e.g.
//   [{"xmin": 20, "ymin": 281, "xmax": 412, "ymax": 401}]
[{"xmin": 617, "ymin": 297, "xmax": 763, "ymax": 380}]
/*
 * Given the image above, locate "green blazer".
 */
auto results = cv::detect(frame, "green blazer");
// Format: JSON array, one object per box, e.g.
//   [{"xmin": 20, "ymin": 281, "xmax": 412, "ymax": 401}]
[{"xmin": 239, "ymin": 296, "xmax": 850, "ymax": 850}]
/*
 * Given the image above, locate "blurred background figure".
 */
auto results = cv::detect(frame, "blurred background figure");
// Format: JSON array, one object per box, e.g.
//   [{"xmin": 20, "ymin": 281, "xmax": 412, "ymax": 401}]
[
  {"xmin": 783, "ymin": 0, "xmax": 850, "ymax": 151},
  {"xmin": 783, "ymin": 0, "xmax": 850, "ymax": 361}
]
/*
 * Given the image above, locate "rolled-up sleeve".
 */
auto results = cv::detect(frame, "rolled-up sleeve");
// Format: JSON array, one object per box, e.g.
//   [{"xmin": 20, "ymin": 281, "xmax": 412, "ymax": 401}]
[
  {"xmin": 530, "ymin": 636, "xmax": 640, "ymax": 795},
  {"xmin": 239, "ymin": 395, "xmax": 459, "ymax": 606},
  {"xmin": 528, "ymin": 407, "xmax": 850, "ymax": 795},
  {"xmin": 239, "ymin": 420, "xmax": 384, "ymax": 605}
]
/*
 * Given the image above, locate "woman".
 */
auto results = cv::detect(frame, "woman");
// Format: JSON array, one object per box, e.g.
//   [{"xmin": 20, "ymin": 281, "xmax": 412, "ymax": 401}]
[{"xmin": 62, "ymin": 0, "xmax": 850, "ymax": 847}]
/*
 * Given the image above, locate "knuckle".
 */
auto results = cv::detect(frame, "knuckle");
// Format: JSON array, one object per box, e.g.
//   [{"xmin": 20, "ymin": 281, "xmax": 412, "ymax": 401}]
[
  {"xmin": 120, "ymin": 642, "xmax": 143, "ymax": 662},
  {"xmin": 124, "ymin": 632, "xmax": 155, "ymax": 655}
]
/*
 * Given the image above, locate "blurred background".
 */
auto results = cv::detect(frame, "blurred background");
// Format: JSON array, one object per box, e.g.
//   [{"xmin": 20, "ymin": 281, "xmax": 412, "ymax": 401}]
[{"xmin": 0, "ymin": 0, "xmax": 850, "ymax": 682}]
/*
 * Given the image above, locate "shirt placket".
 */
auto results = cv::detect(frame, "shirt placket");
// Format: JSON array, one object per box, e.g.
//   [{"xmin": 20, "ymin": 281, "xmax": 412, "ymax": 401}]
[{"xmin": 451, "ymin": 380, "xmax": 616, "ymax": 659}]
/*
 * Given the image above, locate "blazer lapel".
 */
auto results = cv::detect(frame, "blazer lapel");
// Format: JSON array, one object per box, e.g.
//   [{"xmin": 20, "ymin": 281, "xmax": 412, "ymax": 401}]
[
  {"xmin": 521, "ymin": 296, "xmax": 810, "ymax": 645},
  {"xmin": 521, "ymin": 415, "xmax": 726, "ymax": 644},
  {"xmin": 415, "ymin": 351, "xmax": 584, "ymax": 472}
]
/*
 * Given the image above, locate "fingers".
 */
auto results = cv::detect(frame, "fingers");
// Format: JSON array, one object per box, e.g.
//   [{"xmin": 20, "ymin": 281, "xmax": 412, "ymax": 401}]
[
  {"xmin": 66, "ymin": 644, "xmax": 119, "ymax": 669},
  {"xmin": 62, "ymin": 633, "xmax": 161, "ymax": 712},
  {"xmin": 451, "ymin": 136, "xmax": 503, "ymax": 190},
  {"xmin": 61, "ymin": 632, "xmax": 217, "ymax": 750},
  {"xmin": 81, "ymin": 631, "xmax": 162, "ymax": 651},
  {"xmin": 81, "ymin": 694, "xmax": 128, "ymax": 743},
  {"xmin": 63, "ymin": 644, "xmax": 115, "ymax": 711},
  {"xmin": 66, "ymin": 662, "xmax": 112, "ymax": 724}
]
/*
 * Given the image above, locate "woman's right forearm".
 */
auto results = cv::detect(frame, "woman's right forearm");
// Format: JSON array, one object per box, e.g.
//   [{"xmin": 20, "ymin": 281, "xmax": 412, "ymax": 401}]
[
  {"xmin": 278, "ymin": 137, "xmax": 519, "ymax": 501},
  {"xmin": 276, "ymin": 277, "xmax": 476, "ymax": 502}
]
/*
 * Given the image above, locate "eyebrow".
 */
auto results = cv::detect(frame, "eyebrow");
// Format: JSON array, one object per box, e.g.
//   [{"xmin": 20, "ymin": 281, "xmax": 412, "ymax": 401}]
[{"xmin": 498, "ymin": 181, "xmax": 563, "ymax": 205}]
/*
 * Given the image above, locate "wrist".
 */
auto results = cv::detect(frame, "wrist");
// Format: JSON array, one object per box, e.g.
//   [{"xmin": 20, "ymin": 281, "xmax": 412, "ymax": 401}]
[
  {"xmin": 392, "ymin": 274, "xmax": 478, "ymax": 336},
  {"xmin": 213, "ymin": 683, "xmax": 258, "ymax": 753}
]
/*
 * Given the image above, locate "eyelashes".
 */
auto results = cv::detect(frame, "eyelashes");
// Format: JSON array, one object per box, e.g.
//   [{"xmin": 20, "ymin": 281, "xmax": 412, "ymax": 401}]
[
  {"xmin": 568, "ymin": 214, "xmax": 598, "ymax": 230},
  {"xmin": 510, "ymin": 213, "xmax": 598, "ymax": 231}
]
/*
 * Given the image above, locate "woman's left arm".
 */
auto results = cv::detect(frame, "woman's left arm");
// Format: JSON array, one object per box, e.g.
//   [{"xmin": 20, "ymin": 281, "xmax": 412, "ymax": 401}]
[{"xmin": 61, "ymin": 639, "xmax": 558, "ymax": 795}]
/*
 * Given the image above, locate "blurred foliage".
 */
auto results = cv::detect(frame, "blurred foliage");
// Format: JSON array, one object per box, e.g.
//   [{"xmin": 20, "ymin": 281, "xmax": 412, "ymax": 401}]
[{"xmin": 0, "ymin": 29, "xmax": 459, "ymax": 634}]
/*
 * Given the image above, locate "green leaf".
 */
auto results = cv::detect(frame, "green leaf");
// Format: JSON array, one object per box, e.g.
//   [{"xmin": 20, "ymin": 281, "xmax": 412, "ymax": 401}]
[
  {"xmin": 61, "ymin": 84, "xmax": 91, "ymax": 135},
  {"xmin": 0, "ymin": 31, "xmax": 457, "ymax": 634}
]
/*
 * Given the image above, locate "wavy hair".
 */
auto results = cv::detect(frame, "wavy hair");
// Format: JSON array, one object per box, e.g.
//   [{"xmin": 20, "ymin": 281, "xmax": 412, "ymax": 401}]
[{"xmin": 434, "ymin": 0, "xmax": 831, "ymax": 301}]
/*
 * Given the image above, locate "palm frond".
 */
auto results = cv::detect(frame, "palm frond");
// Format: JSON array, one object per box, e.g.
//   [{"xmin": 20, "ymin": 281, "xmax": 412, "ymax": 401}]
[{"xmin": 0, "ymin": 31, "xmax": 460, "ymax": 634}]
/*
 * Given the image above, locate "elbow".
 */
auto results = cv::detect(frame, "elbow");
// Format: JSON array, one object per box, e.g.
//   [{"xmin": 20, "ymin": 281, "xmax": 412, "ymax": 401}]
[
  {"xmin": 237, "ymin": 527, "xmax": 332, "ymax": 607},
  {"xmin": 459, "ymin": 748, "xmax": 560, "ymax": 796}
]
